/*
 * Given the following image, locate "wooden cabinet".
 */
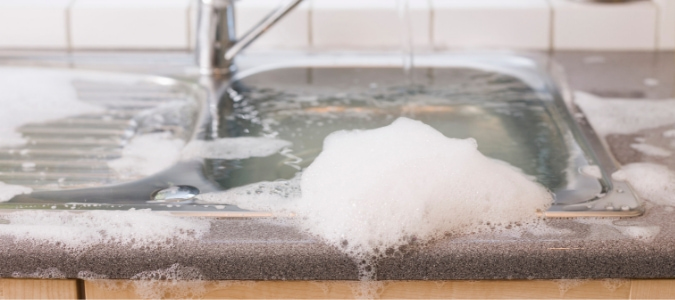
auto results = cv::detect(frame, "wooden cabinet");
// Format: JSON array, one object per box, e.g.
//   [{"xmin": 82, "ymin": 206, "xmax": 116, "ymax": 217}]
[{"xmin": 2, "ymin": 278, "xmax": 675, "ymax": 299}]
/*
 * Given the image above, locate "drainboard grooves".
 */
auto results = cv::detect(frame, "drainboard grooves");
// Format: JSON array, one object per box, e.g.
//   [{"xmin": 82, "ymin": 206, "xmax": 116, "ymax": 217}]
[
  {"xmin": 0, "ymin": 78, "xmax": 195, "ymax": 192},
  {"xmin": 1, "ymin": 149, "xmax": 121, "ymax": 157},
  {"xmin": 0, "ymin": 172, "xmax": 114, "ymax": 180},
  {"xmin": 0, "ymin": 160, "xmax": 109, "ymax": 168},
  {"xmin": 26, "ymin": 138, "xmax": 124, "ymax": 147},
  {"xmin": 18, "ymin": 127, "xmax": 133, "ymax": 136}
]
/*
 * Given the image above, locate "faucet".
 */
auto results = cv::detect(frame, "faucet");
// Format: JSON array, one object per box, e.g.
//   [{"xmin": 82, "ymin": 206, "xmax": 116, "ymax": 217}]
[{"xmin": 195, "ymin": 0, "xmax": 304, "ymax": 76}]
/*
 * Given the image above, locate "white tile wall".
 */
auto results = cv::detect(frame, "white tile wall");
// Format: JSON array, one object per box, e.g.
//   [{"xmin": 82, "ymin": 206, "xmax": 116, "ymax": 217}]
[
  {"xmin": 653, "ymin": 0, "xmax": 675, "ymax": 50},
  {"xmin": 0, "ymin": 0, "xmax": 71, "ymax": 49},
  {"xmin": 312, "ymin": 0, "xmax": 431, "ymax": 50},
  {"xmin": 70, "ymin": 0, "xmax": 191, "ymax": 50},
  {"xmin": 432, "ymin": 0, "xmax": 550, "ymax": 50},
  {"xmin": 551, "ymin": 0, "xmax": 657, "ymax": 51},
  {"xmin": 235, "ymin": 0, "xmax": 310, "ymax": 50},
  {"xmin": 0, "ymin": 0, "xmax": 670, "ymax": 52}
]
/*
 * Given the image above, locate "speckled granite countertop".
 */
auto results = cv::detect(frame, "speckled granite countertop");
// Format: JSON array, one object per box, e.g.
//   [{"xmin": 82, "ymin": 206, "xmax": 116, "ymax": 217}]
[{"xmin": 1, "ymin": 51, "xmax": 674, "ymax": 280}]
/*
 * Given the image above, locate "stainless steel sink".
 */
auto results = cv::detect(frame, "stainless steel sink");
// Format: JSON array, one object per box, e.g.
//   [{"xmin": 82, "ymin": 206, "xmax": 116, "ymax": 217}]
[{"xmin": 0, "ymin": 53, "xmax": 643, "ymax": 217}]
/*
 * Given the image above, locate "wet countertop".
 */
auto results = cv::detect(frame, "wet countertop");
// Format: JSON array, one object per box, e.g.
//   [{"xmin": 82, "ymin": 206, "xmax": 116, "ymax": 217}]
[{"xmin": 1, "ymin": 51, "xmax": 675, "ymax": 280}]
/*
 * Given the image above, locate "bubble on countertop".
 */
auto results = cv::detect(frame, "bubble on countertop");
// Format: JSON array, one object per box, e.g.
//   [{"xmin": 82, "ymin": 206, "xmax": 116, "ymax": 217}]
[
  {"xmin": 0, "ymin": 182, "xmax": 32, "ymax": 202},
  {"xmin": 198, "ymin": 117, "xmax": 552, "ymax": 280},
  {"xmin": 0, "ymin": 210, "xmax": 210, "ymax": 253},
  {"xmin": 107, "ymin": 132, "xmax": 186, "ymax": 179},
  {"xmin": 575, "ymin": 218, "xmax": 661, "ymax": 242},
  {"xmin": 574, "ymin": 91, "xmax": 675, "ymax": 136},
  {"xmin": 181, "ymin": 137, "xmax": 291, "ymax": 160},
  {"xmin": 612, "ymin": 163, "xmax": 675, "ymax": 206}
]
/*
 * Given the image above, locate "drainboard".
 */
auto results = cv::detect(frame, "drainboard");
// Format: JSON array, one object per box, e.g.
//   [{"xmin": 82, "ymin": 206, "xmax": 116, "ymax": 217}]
[{"xmin": 1, "ymin": 54, "xmax": 643, "ymax": 217}]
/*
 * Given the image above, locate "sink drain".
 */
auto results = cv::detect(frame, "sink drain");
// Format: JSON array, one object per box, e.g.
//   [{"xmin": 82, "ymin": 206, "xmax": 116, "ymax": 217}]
[{"xmin": 150, "ymin": 185, "xmax": 200, "ymax": 203}]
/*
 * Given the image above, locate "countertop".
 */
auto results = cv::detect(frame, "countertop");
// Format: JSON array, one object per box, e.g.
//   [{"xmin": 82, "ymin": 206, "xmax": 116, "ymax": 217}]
[{"xmin": 1, "ymin": 51, "xmax": 674, "ymax": 281}]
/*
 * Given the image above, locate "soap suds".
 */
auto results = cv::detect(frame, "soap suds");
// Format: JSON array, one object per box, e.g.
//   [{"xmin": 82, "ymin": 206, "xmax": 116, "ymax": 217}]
[
  {"xmin": 576, "ymin": 218, "xmax": 661, "ymax": 242},
  {"xmin": 12, "ymin": 268, "xmax": 66, "ymax": 279},
  {"xmin": 198, "ymin": 118, "xmax": 552, "ymax": 279},
  {"xmin": 0, "ymin": 68, "xmax": 119, "ymax": 147},
  {"xmin": 130, "ymin": 264, "xmax": 206, "ymax": 299},
  {"xmin": 612, "ymin": 163, "xmax": 675, "ymax": 206},
  {"xmin": 0, "ymin": 210, "xmax": 210, "ymax": 253},
  {"xmin": 0, "ymin": 182, "xmax": 32, "ymax": 202},
  {"xmin": 574, "ymin": 91, "xmax": 675, "ymax": 136},
  {"xmin": 107, "ymin": 132, "xmax": 185, "ymax": 179},
  {"xmin": 630, "ymin": 143, "xmax": 672, "ymax": 157},
  {"xmin": 294, "ymin": 118, "xmax": 551, "ymax": 258},
  {"xmin": 182, "ymin": 137, "xmax": 291, "ymax": 160}
]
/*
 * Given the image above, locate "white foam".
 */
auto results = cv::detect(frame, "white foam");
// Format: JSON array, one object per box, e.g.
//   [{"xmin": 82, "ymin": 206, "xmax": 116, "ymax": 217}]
[
  {"xmin": 182, "ymin": 137, "xmax": 291, "ymax": 160},
  {"xmin": 630, "ymin": 143, "xmax": 672, "ymax": 157},
  {"xmin": 612, "ymin": 163, "xmax": 675, "ymax": 206},
  {"xmin": 294, "ymin": 118, "xmax": 551, "ymax": 256},
  {"xmin": 0, "ymin": 210, "xmax": 210, "ymax": 253},
  {"xmin": 0, "ymin": 182, "xmax": 32, "ymax": 202},
  {"xmin": 199, "ymin": 118, "xmax": 552, "ymax": 279},
  {"xmin": 663, "ymin": 129, "xmax": 675, "ymax": 138},
  {"xmin": 12, "ymin": 268, "xmax": 65, "ymax": 279},
  {"xmin": 575, "ymin": 218, "xmax": 661, "ymax": 242},
  {"xmin": 574, "ymin": 91, "xmax": 675, "ymax": 136},
  {"xmin": 0, "ymin": 68, "xmax": 118, "ymax": 148},
  {"xmin": 107, "ymin": 132, "xmax": 185, "ymax": 179},
  {"xmin": 130, "ymin": 264, "xmax": 206, "ymax": 299}
]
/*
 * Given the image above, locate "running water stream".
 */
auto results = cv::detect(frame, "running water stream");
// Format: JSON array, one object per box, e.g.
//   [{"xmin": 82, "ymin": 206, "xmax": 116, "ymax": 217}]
[{"xmin": 398, "ymin": 0, "xmax": 414, "ymax": 84}]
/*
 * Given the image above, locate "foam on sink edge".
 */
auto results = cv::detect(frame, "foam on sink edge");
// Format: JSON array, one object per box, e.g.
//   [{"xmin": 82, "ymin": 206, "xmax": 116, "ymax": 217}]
[{"xmin": 0, "ymin": 210, "xmax": 210, "ymax": 253}]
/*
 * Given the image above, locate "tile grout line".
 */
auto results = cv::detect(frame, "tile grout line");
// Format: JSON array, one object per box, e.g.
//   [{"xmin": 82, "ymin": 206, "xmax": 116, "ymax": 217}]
[
  {"xmin": 66, "ymin": 0, "xmax": 77, "ymax": 53},
  {"xmin": 187, "ymin": 0, "xmax": 192, "ymax": 52},
  {"xmin": 429, "ymin": 0, "xmax": 434, "ymax": 51},
  {"xmin": 547, "ymin": 0, "xmax": 554, "ymax": 53},
  {"xmin": 308, "ymin": 0, "xmax": 313, "ymax": 49}
]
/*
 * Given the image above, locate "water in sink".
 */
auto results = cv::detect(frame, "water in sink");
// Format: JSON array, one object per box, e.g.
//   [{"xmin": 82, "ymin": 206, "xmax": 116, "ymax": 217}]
[{"xmin": 209, "ymin": 67, "xmax": 574, "ymax": 195}]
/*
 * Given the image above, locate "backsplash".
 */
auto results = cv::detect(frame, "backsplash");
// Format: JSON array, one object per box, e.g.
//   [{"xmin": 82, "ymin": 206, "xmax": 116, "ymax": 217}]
[{"xmin": 0, "ymin": 0, "xmax": 671, "ymax": 51}]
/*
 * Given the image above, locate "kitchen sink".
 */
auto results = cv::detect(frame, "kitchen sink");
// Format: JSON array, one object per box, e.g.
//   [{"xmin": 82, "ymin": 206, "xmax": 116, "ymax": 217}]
[{"xmin": 1, "ymin": 53, "xmax": 643, "ymax": 217}]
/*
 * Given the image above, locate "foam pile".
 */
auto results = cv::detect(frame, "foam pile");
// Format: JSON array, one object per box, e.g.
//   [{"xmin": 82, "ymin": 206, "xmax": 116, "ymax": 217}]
[
  {"xmin": 0, "ymin": 210, "xmax": 210, "ymax": 253},
  {"xmin": 292, "ymin": 117, "xmax": 552, "ymax": 256}
]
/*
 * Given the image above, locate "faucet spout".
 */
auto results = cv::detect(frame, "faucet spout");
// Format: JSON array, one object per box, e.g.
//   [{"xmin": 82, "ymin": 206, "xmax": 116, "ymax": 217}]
[{"xmin": 195, "ymin": 0, "xmax": 304, "ymax": 76}]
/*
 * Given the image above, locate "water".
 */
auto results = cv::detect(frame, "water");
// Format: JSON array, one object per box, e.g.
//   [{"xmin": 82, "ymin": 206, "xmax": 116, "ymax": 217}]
[
  {"xmin": 398, "ymin": 0, "xmax": 414, "ymax": 84},
  {"xmin": 209, "ymin": 67, "xmax": 571, "ymax": 193}
]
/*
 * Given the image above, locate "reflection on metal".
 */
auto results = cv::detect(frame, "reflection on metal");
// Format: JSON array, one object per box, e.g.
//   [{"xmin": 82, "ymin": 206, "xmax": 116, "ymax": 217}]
[
  {"xmin": 195, "ymin": 0, "xmax": 304, "ymax": 75},
  {"xmin": 0, "ymin": 78, "xmax": 199, "ymax": 191},
  {"xmin": 150, "ymin": 185, "xmax": 200, "ymax": 203}
]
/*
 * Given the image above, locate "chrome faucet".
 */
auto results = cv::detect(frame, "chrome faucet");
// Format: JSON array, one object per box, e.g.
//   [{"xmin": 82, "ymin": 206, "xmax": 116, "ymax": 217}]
[{"xmin": 195, "ymin": 0, "xmax": 304, "ymax": 76}]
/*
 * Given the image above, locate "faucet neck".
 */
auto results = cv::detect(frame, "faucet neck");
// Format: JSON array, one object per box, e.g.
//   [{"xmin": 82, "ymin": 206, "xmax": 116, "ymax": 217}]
[
  {"xmin": 195, "ymin": 0, "xmax": 237, "ymax": 76},
  {"xmin": 195, "ymin": 0, "xmax": 304, "ymax": 76}
]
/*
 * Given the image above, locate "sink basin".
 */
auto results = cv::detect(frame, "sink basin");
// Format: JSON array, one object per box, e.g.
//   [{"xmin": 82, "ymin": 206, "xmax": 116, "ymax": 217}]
[{"xmin": 1, "ymin": 53, "xmax": 643, "ymax": 217}]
